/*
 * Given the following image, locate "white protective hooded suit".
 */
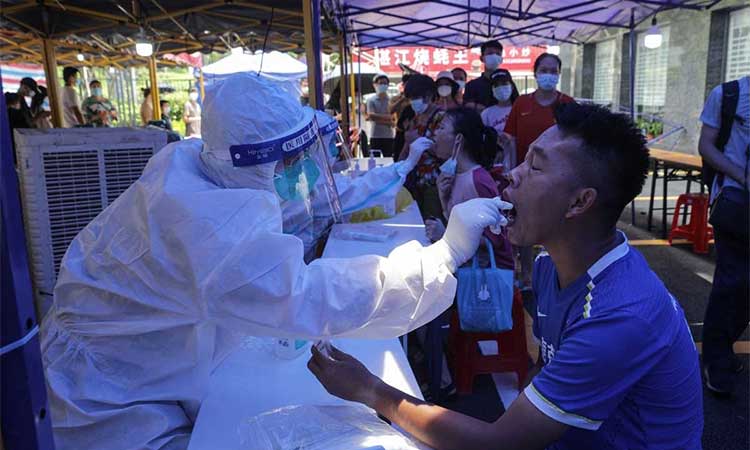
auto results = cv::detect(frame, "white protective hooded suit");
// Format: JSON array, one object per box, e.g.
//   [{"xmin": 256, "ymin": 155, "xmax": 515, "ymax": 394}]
[{"xmin": 40, "ymin": 72, "xmax": 507, "ymax": 450}]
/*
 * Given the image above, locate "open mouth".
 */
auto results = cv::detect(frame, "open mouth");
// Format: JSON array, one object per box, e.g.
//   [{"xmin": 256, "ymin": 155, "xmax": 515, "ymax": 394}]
[
  {"xmin": 501, "ymin": 190, "xmax": 517, "ymax": 227},
  {"xmin": 505, "ymin": 206, "xmax": 517, "ymax": 227}
]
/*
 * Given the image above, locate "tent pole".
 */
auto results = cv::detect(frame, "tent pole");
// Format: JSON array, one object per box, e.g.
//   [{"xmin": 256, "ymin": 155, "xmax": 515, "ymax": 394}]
[
  {"xmin": 339, "ymin": 31, "xmax": 350, "ymax": 144},
  {"xmin": 350, "ymin": 48, "xmax": 356, "ymax": 134},
  {"xmin": 629, "ymin": 8, "xmax": 637, "ymax": 225},
  {"xmin": 628, "ymin": 8, "xmax": 635, "ymax": 120},
  {"xmin": 199, "ymin": 68, "xmax": 205, "ymax": 101},
  {"xmin": 41, "ymin": 38, "xmax": 63, "ymax": 128},
  {"xmin": 357, "ymin": 53, "xmax": 362, "ymax": 130},
  {"xmin": 303, "ymin": 0, "xmax": 324, "ymax": 110},
  {"xmin": 149, "ymin": 56, "xmax": 161, "ymax": 120}
]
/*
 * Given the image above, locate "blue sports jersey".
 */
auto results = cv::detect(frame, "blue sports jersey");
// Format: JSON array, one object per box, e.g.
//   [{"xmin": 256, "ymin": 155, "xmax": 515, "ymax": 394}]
[{"xmin": 526, "ymin": 232, "xmax": 703, "ymax": 450}]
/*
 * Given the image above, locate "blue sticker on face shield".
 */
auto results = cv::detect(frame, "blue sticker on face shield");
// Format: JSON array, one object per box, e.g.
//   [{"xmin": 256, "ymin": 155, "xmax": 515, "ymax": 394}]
[
  {"xmin": 328, "ymin": 139, "xmax": 339, "ymax": 159},
  {"xmin": 229, "ymin": 119, "xmax": 319, "ymax": 167},
  {"xmin": 273, "ymin": 155, "xmax": 321, "ymax": 201}
]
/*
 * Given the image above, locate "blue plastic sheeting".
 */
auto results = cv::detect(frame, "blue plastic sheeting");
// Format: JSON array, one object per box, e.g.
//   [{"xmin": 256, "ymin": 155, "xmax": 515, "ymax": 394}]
[{"xmin": 327, "ymin": 0, "xmax": 721, "ymax": 48}]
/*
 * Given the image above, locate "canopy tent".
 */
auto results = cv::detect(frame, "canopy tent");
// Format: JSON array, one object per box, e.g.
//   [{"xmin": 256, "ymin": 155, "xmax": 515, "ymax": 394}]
[
  {"xmin": 325, "ymin": 0, "xmax": 722, "ymax": 48},
  {"xmin": 0, "ymin": 1, "xmax": 340, "ymax": 67},
  {"xmin": 203, "ymin": 49, "xmax": 308, "ymax": 81},
  {"xmin": 203, "ymin": 48, "xmax": 308, "ymax": 98}
]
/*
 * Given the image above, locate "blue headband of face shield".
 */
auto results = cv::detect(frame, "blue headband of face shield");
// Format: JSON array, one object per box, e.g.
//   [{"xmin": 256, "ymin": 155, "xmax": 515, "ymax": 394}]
[
  {"xmin": 229, "ymin": 117, "xmax": 328, "ymax": 201},
  {"xmin": 229, "ymin": 118, "xmax": 319, "ymax": 167}
]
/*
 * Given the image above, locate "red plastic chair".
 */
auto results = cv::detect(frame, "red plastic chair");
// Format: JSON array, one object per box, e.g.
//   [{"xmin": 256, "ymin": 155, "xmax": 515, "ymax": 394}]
[
  {"xmin": 448, "ymin": 289, "xmax": 529, "ymax": 394},
  {"xmin": 668, "ymin": 193, "xmax": 713, "ymax": 254}
]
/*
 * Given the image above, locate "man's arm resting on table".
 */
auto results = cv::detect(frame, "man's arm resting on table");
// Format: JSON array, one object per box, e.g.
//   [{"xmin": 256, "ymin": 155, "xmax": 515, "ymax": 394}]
[
  {"xmin": 367, "ymin": 381, "xmax": 567, "ymax": 450},
  {"xmin": 308, "ymin": 346, "xmax": 566, "ymax": 450},
  {"xmin": 698, "ymin": 124, "xmax": 747, "ymax": 186}
]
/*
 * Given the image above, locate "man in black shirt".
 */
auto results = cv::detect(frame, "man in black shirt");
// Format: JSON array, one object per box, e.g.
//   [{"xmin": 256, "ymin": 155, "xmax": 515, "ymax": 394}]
[
  {"xmin": 463, "ymin": 40, "xmax": 504, "ymax": 112},
  {"xmin": 16, "ymin": 77, "xmax": 39, "ymax": 128}
]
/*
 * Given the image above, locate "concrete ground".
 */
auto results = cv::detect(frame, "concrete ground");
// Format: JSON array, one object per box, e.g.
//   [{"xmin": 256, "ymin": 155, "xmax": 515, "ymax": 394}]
[{"xmin": 408, "ymin": 172, "xmax": 749, "ymax": 448}]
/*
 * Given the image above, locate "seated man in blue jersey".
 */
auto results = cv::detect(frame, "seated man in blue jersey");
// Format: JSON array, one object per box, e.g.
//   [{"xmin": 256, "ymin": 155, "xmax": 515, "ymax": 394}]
[{"xmin": 307, "ymin": 103, "xmax": 704, "ymax": 450}]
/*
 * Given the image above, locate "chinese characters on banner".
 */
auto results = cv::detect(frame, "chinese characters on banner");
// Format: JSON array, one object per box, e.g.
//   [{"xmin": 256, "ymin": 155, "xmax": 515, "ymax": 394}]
[{"xmin": 354, "ymin": 46, "xmax": 548, "ymax": 76}]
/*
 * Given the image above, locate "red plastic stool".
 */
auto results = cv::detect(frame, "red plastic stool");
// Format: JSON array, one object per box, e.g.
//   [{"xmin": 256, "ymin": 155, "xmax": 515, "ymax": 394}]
[
  {"xmin": 448, "ymin": 289, "xmax": 529, "ymax": 394},
  {"xmin": 668, "ymin": 193, "xmax": 713, "ymax": 254}
]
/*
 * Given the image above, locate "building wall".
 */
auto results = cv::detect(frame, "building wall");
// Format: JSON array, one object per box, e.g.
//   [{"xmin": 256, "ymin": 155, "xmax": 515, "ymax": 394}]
[{"xmin": 562, "ymin": 1, "xmax": 749, "ymax": 154}]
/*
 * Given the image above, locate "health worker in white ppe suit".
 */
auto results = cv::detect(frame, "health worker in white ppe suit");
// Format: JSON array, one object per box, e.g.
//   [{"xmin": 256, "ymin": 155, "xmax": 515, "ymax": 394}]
[{"xmin": 40, "ymin": 72, "xmax": 511, "ymax": 450}]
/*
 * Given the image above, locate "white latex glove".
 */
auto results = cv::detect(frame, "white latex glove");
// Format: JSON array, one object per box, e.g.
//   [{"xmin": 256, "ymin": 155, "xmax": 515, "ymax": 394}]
[
  {"xmin": 404, "ymin": 137, "xmax": 433, "ymax": 171},
  {"xmin": 431, "ymin": 197, "xmax": 513, "ymax": 272}
]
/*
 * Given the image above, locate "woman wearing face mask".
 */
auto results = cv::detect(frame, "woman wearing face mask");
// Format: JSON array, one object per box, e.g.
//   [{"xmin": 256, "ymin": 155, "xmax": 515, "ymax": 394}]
[
  {"xmin": 398, "ymin": 74, "xmax": 445, "ymax": 219},
  {"xmin": 82, "ymin": 80, "xmax": 118, "ymax": 127},
  {"xmin": 183, "ymin": 87, "xmax": 202, "ymax": 138},
  {"xmin": 450, "ymin": 67, "xmax": 467, "ymax": 104},
  {"xmin": 435, "ymin": 71, "xmax": 460, "ymax": 111},
  {"xmin": 481, "ymin": 69, "xmax": 519, "ymax": 168},
  {"xmin": 425, "ymin": 107, "xmax": 513, "ymax": 268},
  {"xmin": 500, "ymin": 52, "xmax": 574, "ymax": 290}
]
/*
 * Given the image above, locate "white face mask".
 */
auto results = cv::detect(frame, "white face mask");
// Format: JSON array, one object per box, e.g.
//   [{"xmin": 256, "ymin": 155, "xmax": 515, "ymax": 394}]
[
  {"xmin": 493, "ymin": 85, "xmax": 513, "ymax": 102},
  {"xmin": 484, "ymin": 54, "xmax": 503, "ymax": 71},
  {"xmin": 189, "ymin": 92, "xmax": 199, "ymax": 101},
  {"xmin": 163, "ymin": 107, "xmax": 171, "ymax": 115},
  {"xmin": 439, "ymin": 157, "xmax": 457, "ymax": 176},
  {"xmin": 375, "ymin": 84, "xmax": 388, "ymax": 94},
  {"xmin": 411, "ymin": 98, "xmax": 428, "ymax": 114},
  {"xmin": 456, "ymin": 80, "xmax": 466, "ymax": 90},
  {"xmin": 437, "ymin": 85, "xmax": 452, "ymax": 98},
  {"xmin": 536, "ymin": 74, "xmax": 559, "ymax": 91}
]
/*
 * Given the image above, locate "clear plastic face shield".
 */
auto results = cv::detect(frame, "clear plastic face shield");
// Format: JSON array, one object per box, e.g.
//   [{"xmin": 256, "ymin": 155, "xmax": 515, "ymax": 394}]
[
  {"xmin": 316, "ymin": 112, "xmax": 354, "ymax": 173},
  {"xmin": 230, "ymin": 112, "xmax": 343, "ymax": 261}
]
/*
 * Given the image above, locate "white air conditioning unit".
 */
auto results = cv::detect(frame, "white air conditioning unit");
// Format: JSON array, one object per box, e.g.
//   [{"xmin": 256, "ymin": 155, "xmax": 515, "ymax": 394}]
[{"xmin": 14, "ymin": 127, "xmax": 169, "ymax": 317}]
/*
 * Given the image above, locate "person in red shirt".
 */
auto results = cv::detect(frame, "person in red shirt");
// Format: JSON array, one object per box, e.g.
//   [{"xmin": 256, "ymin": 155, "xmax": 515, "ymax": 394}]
[{"xmin": 501, "ymin": 52, "xmax": 575, "ymax": 289}]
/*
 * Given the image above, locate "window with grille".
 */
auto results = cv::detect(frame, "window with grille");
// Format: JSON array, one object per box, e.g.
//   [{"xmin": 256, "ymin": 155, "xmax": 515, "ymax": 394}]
[
  {"xmin": 593, "ymin": 39, "xmax": 616, "ymax": 105},
  {"xmin": 635, "ymin": 25, "xmax": 670, "ymax": 113},
  {"xmin": 726, "ymin": 7, "xmax": 750, "ymax": 82}
]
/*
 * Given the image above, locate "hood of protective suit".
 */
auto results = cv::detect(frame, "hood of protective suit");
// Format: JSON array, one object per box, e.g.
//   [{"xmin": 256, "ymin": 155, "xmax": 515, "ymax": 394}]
[{"xmin": 199, "ymin": 72, "xmax": 317, "ymax": 190}]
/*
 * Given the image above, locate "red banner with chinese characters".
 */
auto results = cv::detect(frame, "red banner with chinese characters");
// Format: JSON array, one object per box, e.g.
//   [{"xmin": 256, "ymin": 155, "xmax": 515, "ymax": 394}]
[{"xmin": 354, "ymin": 46, "xmax": 548, "ymax": 76}]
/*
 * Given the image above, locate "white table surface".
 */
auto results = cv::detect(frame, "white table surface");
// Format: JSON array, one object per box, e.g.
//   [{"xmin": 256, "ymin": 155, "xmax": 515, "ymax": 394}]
[{"xmin": 188, "ymin": 204, "xmax": 430, "ymax": 450}]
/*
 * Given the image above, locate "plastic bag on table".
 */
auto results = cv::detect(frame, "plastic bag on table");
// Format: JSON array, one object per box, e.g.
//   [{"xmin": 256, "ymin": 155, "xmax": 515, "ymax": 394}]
[{"xmin": 238, "ymin": 404, "xmax": 421, "ymax": 450}]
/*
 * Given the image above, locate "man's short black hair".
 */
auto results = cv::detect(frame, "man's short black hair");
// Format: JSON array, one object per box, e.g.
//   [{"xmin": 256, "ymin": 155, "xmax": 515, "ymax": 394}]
[
  {"xmin": 63, "ymin": 67, "xmax": 79, "ymax": 82},
  {"xmin": 404, "ymin": 74, "xmax": 436, "ymax": 100},
  {"xmin": 554, "ymin": 103, "xmax": 650, "ymax": 227},
  {"xmin": 533, "ymin": 53, "xmax": 562, "ymax": 73},
  {"xmin": 160, "ymin": 100, "xmax": 169, "ymax": 107},
  {"xmin": 90, "ymin": 79, "xmax": 101, "ymax": 88},
  {"xmin": 480, "ymin": 40, "xmax": 503, "ymax": 55}
]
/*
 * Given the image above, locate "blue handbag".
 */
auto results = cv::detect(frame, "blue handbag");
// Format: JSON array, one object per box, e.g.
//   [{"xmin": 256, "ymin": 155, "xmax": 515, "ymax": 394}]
[{"xmin": 456, "ymin": 238, "xmax": 514, "ymax": 333}]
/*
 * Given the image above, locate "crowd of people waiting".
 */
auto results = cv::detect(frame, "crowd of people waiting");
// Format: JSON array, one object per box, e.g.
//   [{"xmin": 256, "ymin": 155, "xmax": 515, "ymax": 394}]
[
  {"xmin": 365, "ymin": 40, "xmax": 571, "ymax": 292},
  {"xmin": 5, "ymin": 65, "xmax": 201, "ymax": 141}
]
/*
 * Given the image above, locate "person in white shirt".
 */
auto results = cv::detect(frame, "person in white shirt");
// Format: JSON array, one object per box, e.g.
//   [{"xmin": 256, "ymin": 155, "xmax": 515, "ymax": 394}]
[
  {"xmin": 183, "ymin": 87, "xmax": 202, "ymax": 137},
  {"xmin": 481, "ymin": 69, "xmax": 519, "ymax": 168},
  {"xmin": 61, "ymin": 67, "xmax": 84, "ymax": 128},
  {"xmin": 699, "ymin": 75, "xmax": 750, "ymax": 395}
]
